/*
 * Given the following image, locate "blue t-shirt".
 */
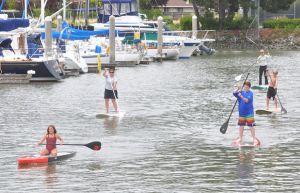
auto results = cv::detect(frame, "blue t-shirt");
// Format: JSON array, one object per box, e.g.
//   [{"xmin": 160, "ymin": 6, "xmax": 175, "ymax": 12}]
[{"xmin": 233, "ymin": 90, "xmax": 254, "ymax": 116}]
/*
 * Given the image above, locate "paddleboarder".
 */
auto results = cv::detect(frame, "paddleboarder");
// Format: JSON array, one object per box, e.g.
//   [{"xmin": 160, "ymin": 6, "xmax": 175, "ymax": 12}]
[
  {"xmin": 257, "ymin": 49, "xmax": 271, "ymax": 85},
  {"xmin": 103, "ymin": 67, "xmax": 118, "ymax": 113},
  {"xmin": 266, "ymin": 69, "xmax": 279, "ymax": 111},
  {"xmin": 233, "ymin": 82, "xmax": 259, "ymax": 146},
  {"xmin": 37, "ymin": 125, "xmax": 63, "ymax": 156}
]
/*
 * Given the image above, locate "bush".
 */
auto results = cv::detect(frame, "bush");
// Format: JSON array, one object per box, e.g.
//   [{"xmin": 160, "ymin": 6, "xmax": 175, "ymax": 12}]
[
  {"xmin": 180, "ymin": 15, "xmax": 192, "ymax": 30},
  {"xmin": 199, "ymin": 12, "xmax": 218, "ymax": 30},
  {"xmin": 263, "ymin": 18, "xmax": 300, "ymax": 29},
  {"xmin": 224, "ymin": 17, "xmax": 255, "ymax": 30},
  {"xmin": 141, "ymin": 9, "xmax": 163, "ymax": 20}
]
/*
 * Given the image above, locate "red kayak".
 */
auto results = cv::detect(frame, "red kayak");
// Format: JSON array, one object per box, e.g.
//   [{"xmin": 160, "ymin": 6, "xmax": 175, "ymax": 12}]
[{"xmin": 17, "ymin": 151, "xmax": 76, "ymax": 165}]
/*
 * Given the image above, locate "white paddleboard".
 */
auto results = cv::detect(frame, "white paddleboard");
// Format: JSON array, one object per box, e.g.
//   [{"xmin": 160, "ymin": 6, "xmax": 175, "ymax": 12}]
[{"xmin": 96, "ymin": 111, "xmax": 125, "ymax": 118}]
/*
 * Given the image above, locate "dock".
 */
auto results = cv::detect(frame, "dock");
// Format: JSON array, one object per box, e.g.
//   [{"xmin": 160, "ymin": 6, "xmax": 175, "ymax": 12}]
[{"xmin": 0, "ymin": 74, "xmax": 32, "ymax": 84}]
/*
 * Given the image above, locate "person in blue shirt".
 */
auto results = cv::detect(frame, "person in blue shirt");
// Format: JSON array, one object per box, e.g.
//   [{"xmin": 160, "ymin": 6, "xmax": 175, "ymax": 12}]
[{"xmin": 233, "ymin": 81, "xmax": 260, "ymax": 146}]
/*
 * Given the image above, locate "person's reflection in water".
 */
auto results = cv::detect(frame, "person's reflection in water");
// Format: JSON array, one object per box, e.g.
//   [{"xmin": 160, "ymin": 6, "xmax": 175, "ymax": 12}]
[
  {"xmin": 236, "ymin": 149, "xmax": 257, "ymax": 192},
  {"xmin": 45, "ymin": 164, "xmax": 57, "ymax": 189},
  {"xmin": 103, "ymin": 117, "xmax": 120, "ymax": 135}
]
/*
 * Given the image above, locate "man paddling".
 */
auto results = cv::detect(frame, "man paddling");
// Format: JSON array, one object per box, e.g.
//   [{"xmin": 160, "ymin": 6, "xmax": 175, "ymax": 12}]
[{"xmin": 233, "ymin": 82, "xmax": 260, "ymax": 146}]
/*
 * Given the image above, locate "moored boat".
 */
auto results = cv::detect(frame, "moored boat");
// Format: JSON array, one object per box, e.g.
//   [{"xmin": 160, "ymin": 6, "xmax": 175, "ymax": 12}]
[{"xmin": 17, "ymin": 151, "xmax": 76, "ymax": 165}]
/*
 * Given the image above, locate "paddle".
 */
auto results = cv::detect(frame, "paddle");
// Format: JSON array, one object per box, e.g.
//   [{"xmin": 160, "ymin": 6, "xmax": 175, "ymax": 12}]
[
  {"xmin": 266, "ymin": 71, "xmax": 287, "ymax": 114},
  {"xmin": 234, "ymin": 62, "xmax": 256, "ymax": 82},
  {"xmin": 42, "ymin": 141, "xmax": 102, "ymax": 151},
  {"xmin": 220, "ymin": 73, "xmax": 250, "ymax": 134}
]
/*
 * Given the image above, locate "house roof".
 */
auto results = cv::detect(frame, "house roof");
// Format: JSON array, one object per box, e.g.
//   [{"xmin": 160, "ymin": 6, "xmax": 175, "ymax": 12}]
[{"xmin": 163, "ymin": 0, "xmax": 193, "ymax": 8}]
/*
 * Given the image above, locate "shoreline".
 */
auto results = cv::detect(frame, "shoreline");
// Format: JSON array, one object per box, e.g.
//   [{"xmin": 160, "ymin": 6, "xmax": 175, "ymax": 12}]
[{"xmin": 205, "ymin": 28, "xmax": 300, "ymax": 50}]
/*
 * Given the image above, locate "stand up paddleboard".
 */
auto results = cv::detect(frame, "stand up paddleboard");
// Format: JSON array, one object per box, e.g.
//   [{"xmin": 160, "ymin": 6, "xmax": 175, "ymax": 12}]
[
  {"xmin": 96, "ymin": 111, "xmax": 125, "ymax": 118},
  {"xmin": 232, "ymin": 138, "xmax": 261, "ymax": 149},
  {"xmin": 252, "ymin": 85, "xmax": 268, "ymax": 90},
  {"xmin": 256, "ymin": 109, "xmax": 281, "ymax": 115},
  {"xmin": 18, "ymin": 151, "xmax": 76, "ymax": 166}
]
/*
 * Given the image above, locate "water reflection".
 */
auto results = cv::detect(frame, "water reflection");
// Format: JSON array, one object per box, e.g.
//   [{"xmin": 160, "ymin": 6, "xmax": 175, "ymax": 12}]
[
  {"xmin": 45, "ymin": 164, "xmax": 57, "ymax": 190},
  {"xmin": 237, "ymin": 149, "xmax": 256, "ymax": 192},
  {"xmin": 103, "ymin": 117, "xmax": 121, "ymax": 134}
]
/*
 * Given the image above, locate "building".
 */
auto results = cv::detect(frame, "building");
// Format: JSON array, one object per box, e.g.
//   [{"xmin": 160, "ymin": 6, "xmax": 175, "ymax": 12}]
[{"xmin": 154, "ymin": 0, "xmax": 196, "ymax": 20}]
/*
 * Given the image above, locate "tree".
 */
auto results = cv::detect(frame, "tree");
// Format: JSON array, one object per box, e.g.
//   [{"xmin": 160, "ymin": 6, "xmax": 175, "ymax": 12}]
[{"xmin": 260, "ymin": 0, "xmax": 296, "ymax": 13}]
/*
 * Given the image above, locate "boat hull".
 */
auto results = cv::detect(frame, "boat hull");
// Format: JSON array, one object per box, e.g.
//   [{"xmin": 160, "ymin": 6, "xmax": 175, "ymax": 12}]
[{"xmin": 0, "ymin": 59, "xmax": 65, "ymax": 81}]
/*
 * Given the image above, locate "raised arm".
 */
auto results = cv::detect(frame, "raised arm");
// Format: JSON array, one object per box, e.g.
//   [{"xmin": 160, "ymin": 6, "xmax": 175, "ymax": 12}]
[{"xmin": 102, "ymin": 69, "xmax": 108, "ymax": 77}]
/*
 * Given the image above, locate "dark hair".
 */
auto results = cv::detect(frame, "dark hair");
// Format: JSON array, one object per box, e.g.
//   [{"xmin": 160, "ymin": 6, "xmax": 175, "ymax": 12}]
[
  {"xmin": 109, "ymin": 67, "xmax": 115, "ymax": 72},
  {"xmin": 47, "ymin": 125, "xmax": 57, "ymax": 135},
  {"xmin": 244, "ymin": 81, "xmax": 251, "ymax": 88}
]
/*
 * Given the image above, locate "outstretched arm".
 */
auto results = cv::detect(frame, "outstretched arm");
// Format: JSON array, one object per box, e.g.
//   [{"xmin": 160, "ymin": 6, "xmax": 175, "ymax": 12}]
[{"xmin": 37, "ymin": 134, "xmax": 46, "ymax": 145}]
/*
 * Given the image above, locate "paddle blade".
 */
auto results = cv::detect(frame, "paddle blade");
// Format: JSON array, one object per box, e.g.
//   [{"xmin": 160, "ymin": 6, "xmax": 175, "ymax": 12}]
[
  {"xmin": 220, "ymin": 119, "xmax": 229, "ymax": 134},
  {"xmin": 84, "ymin": 141, "xmax": 102, "ymax": 151},
  {"xmin": 235, "ymin": 74, "xmax": 243, "ymax": 81},
  {"xmin": 281, "ymin": 107, "xmax": 287, "ymax": 114}
]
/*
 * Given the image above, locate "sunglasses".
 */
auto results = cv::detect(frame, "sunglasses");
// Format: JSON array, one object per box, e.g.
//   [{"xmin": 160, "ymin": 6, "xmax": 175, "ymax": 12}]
[{"xmin": 109, "ymin": 71, "xmax": 114, "ymax": 73}]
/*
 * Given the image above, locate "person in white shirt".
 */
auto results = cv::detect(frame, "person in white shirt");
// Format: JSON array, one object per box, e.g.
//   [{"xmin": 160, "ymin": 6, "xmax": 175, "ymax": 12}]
[
  {"xmin": 103, "ymin": 67, "xmax": 118, "ymax": 113},
  {"xmin": 257, "ymin": 49, "xmax": 271, "ymax": 85}
]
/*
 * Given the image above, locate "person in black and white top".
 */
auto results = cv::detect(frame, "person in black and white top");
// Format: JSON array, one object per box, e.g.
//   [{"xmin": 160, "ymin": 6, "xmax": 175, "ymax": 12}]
[
  {"xmin": 257, "ymin": 49, "xmax": 271, "ymax": 85},
  {"xmin": 103, "ymin": 67, "xmax": 118, "ymax": 113}
]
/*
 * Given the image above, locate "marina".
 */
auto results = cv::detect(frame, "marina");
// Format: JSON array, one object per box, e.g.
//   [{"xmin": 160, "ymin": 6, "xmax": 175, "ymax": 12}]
[{"xmin": 0, "ymin": 51, "xmax": 299, "ymax": 192}]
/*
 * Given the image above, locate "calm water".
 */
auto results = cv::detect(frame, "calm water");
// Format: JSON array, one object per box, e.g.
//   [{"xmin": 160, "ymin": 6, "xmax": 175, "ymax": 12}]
[{"xmin": 0, "ymin": 51, "xmax": 299, "ymax": 192}]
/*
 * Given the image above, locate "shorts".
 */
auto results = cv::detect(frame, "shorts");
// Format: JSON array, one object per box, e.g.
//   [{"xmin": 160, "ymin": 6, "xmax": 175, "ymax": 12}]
[
  {"xmin": 104, "ymin": 89, "xmax": 118, "ymax": 99},
  {"xmin": 267, "ymin": 87, "xmax": 277, "ymax": 100},
  {"xmin": 238, "ymin": 115, "xmax": 256, "ymax": 127}
]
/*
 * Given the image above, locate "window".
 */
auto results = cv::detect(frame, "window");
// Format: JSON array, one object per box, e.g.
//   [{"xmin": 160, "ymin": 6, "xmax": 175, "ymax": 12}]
[{"xmin": 177, "ymin": 8, "xmax": 183, "ymax": 13}]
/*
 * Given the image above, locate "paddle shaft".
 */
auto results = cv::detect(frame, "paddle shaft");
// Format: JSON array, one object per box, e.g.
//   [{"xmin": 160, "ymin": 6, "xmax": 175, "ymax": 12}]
[{"xmin": 41, "ymin": 141, "xmax": 102, "ymax": 151}]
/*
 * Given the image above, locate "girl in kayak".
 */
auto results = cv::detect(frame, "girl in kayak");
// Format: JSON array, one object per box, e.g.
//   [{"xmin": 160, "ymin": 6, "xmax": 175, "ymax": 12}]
[
  {"xmin": 37, "ymin": 125, "xmax": 63, "ymax": 156},
  {"xmin": 266, "ymin": 69, "xmax": 279, "ymax": 111},
  {"xmin": 103, "ymin": 67, "xmax": 119, "ymax": 113}
]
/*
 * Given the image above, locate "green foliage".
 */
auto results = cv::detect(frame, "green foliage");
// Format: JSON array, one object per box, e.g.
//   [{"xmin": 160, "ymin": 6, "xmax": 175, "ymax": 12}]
[
  {"xmin": 141, "ymin": 9, "xmax": 163, "ymax": 20},
  {"xmin": 260, "ymin": 0, "xmax": 296, "ymax": 13},
  {"xmin": 162, "ymin": 16, "xmax": 173, "ymax": 26},
  {"xmin": 180, "ymin": 15, "xmax": 192, "ymax": 30},
  {"xmin": 199, "ymin": 12, "xmax": 218, "ymax": 30},
  {"xmin": 263, "ymin": 18, "xmax": 300, "ymax": 29},
  {"xmin": 224, "ymin": 17, "xmax": 256, "ymax": 30}
]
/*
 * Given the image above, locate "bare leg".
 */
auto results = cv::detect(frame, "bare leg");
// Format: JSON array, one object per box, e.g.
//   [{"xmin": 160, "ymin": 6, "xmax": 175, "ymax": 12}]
[
  {"xmin": 266, "ymin": 97, "xmax": 270, "ymax": 110},
  {"xmin": 239, "ymin": 126, "xmax": 244, "ymax": 144},
  {"xmin": 50, "ymin": 148, "xmax": 57, "ymax": 156},
  {"xmin": 40, "ymin": 149, "xmax": 50, "ymax": 156},
  {"xmin": 105, "ymin": 99, "xmax": 109, "ymax": 113},
  {"xmin": 112, "ymin": 99, "xmax": 119, "ymax": 112},
  {"xmin": 250, "ymin": 126, "xmax": 257, "ymax": 145}
]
